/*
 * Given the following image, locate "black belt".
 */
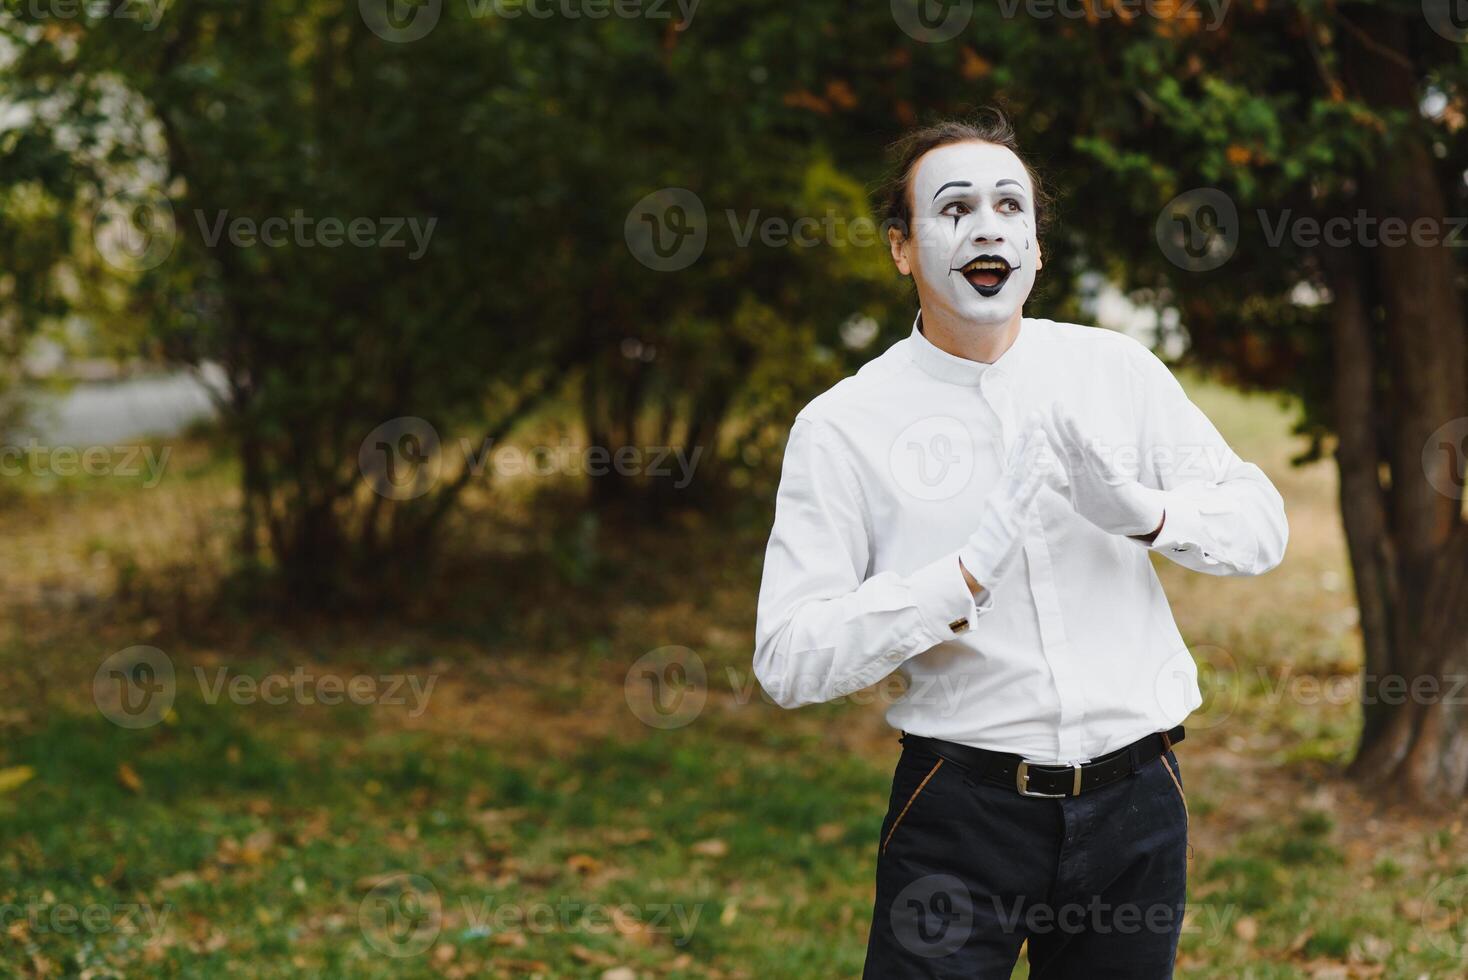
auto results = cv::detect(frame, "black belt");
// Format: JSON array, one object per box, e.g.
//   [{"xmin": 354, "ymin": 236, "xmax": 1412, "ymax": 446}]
[{"xmin": 899, "ymin": 726, "xmax": 1185, "ymax": 798}]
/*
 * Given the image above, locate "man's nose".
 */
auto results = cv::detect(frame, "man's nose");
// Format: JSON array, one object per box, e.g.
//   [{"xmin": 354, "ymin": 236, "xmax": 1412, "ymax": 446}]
[{"xmin": 969, "ymin": 211, "xmax": 1004, "ymax": 244}]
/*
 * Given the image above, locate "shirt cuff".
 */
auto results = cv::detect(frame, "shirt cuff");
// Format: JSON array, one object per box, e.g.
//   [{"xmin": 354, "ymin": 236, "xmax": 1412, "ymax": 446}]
[
  {"xmin": 1146, "ymin": 492, "xmax": 1215, "ymax": 563},
  {"xmin": 908, "ymin": 549, "xmax": 988, "ymax": 639}
]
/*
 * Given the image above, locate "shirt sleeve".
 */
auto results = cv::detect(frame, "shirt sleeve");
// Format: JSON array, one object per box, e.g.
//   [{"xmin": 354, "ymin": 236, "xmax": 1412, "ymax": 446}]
[
  {"xmin": 1129, "ymin": 348, "xmax": 1289, "ymax": 577},
  {"xmin": 753, "ymin": 416, "xmax": 984, "ymax": 709}
]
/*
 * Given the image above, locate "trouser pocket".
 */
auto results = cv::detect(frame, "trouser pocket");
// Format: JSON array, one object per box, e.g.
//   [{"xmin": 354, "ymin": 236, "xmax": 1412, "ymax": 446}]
[
  {"xmin": 882, "ymin": 756, "xmax": 945, "ymax": 855},
  {"xmin": 1159, "ymin": 751, "xmax": 1188, "ymax": 824}
]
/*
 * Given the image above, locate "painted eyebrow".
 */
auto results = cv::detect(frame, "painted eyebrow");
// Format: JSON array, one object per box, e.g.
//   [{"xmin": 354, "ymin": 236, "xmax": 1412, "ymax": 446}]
[
  {"xmin": 995, "ymin": 179, "xmax": 1027, "ymax": 193},
  {"xmin": 932, "ymin": 180, "xmax": 972, "ymax": 200}
]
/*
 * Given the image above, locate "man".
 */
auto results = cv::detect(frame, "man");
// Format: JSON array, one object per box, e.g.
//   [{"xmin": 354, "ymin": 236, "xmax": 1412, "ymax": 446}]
[{"xmin": 752, "ymin": 114, "xmax": 1287, "ymax": 978}]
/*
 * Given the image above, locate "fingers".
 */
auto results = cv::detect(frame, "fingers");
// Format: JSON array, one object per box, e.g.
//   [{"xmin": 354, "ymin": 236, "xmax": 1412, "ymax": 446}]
[
  {"xmin": 1049, "ymin": 404, "xmax": 1084, "ymax": 453},
  {"xmin": 1013, "ymin": 455, "xmax": 1047, "ymax": 509},
  {"xmin": 1043, "ymin": 406, "xmax": 1080, "ymax": 478},
  {"xmin": 1005, "ymin": 420, "xmax": 1038, "ymax": 473},
  {"xmin": 1025, "ymin": 426, "xmax": 1059, "ymax": 478},
  {"xmin": 1006, "ymin": 410, "xmax": 1050, "ymax": 467},
  {"xmin": 1004, "ymin": 427, "xmax": 1056, "ymax": 514},
  {"xmin": 1051, "ymin": 403, "xmax": 1109, "ymax": 474}
]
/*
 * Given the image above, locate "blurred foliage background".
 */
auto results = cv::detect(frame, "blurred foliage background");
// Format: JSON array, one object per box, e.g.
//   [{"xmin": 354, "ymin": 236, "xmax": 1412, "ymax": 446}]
[{"xmin": 2, "ymin": 0, "xmax": 1468, "ymax": 976}]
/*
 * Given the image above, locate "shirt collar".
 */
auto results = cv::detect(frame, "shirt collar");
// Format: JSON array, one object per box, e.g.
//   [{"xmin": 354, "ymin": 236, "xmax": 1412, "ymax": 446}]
[{"xmin": 906, "ymin": 311, "xmax": 1035, "ymax": 386}]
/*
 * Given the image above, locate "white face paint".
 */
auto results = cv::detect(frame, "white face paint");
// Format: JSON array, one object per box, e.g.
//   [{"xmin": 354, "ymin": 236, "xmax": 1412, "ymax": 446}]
[{"xmin": 898, "ymin": 141, "xmax": 1041, "ymax": 329}]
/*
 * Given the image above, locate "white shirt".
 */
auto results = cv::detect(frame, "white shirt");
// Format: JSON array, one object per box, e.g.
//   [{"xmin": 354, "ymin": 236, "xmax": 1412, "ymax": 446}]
[{"xmin": 753, "ymin": 317, "xmax": 1288, "ymax": 764}]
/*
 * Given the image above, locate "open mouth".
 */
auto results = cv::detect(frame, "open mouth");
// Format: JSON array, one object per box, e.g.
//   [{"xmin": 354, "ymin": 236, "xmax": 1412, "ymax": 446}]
[{"xmin": 956, "ymin": 255, "xmax": 1014, "ymax": 297}]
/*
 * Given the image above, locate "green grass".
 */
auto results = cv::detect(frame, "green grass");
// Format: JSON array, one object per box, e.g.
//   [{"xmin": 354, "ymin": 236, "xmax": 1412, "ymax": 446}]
[{"xmin": 0, "ymin": 688, "xmax": 893, "ymax": 977}]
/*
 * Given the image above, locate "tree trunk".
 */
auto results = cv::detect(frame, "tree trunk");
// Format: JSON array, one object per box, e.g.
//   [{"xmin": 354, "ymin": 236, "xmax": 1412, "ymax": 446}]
[
  {"xmin": 1337, "ymin": 8, "xmax": 1468, "ymax": 801},
  {"xmin": 1317, "ymin": 241, "xmax": 1396, "ymax": 747}
]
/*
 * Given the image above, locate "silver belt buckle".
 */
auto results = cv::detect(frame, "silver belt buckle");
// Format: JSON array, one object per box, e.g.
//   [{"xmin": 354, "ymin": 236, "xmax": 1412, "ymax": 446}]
[{"xmin": 1015, "ymin": 760, "xmax": 1081, "ymax": 798}]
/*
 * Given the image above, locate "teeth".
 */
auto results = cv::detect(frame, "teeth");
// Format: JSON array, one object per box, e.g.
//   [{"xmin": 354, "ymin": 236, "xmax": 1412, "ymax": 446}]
[{"xmin": 963, "ymin": 259, "xmax": 1009, "ymax": 273}]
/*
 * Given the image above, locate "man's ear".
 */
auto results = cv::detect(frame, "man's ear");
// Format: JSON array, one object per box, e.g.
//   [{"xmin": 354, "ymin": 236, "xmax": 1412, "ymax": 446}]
[{"xmin": 888, "ymin": 224, "xmax": 911, "ymax": 276}]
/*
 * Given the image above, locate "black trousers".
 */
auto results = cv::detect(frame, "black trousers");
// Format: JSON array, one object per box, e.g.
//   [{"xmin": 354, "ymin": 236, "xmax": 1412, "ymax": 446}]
[{"xmin": 862, "ymin": 737, "xmax": 1189, "ymax": 979}]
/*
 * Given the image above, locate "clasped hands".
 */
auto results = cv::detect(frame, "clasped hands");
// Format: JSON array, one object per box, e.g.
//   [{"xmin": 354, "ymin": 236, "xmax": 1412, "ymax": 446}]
[{"xmin": 958, "ymin": 408, "xmax": 1167, "ymax": 594}]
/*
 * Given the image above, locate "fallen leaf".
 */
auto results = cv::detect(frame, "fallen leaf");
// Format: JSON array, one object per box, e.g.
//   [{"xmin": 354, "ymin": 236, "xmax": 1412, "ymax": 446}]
[
  {"xmin": 157, "ymin": 871, "xmax": 200, "ymax": 891},
  {"xmin": 499, "ymin": 960, "xmax": 550, "ymax": 974},
  {"xmin": 815, "ymin": 822, "xmax": 845, "ymax": 844},
  {"xmin": 117, "ymin": 763, "xmax": 143, "ymax": 794},
  {"xmin": 239, "ymin": 829, "xmax": 275, "ymax": 864},
  {"xmin": 0, "ymin": 766, "xmax": 35, "ymax": 795},
  {"xmin": 569, "ymin": 945, "xmax": 617, "ymax": 967},
  {"xmin": 566, "ymin": 853, "xmax": 601, "ymax": 875},
  {"xmin": 691, "ymin": 838, "xmax": 728, "ymax": 858}
]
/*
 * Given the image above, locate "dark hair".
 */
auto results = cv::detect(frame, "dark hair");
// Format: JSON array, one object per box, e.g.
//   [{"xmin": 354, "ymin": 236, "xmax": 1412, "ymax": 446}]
[{"xmin": 879, "ymin": 109, "xmax": 1051, "ymax": 245}]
